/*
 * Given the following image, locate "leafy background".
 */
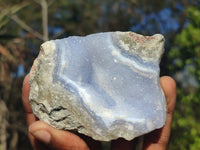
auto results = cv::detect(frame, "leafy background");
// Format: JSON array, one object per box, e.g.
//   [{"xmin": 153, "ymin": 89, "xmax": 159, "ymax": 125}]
[{"xmin": 0, "ymin": 0, "xmax": 199, "ymax": 149}]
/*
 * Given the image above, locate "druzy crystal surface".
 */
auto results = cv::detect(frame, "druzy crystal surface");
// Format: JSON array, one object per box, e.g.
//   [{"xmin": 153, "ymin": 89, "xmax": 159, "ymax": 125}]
[{"xmin": 29, "ymin": 31, "xmax": 166, "ymax": 141}]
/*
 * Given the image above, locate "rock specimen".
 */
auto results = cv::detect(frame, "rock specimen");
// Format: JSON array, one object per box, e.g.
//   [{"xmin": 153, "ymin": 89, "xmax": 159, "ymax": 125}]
[{"xmin": 29, "ymin": 31, "xmax": 166, "ymax": 141}]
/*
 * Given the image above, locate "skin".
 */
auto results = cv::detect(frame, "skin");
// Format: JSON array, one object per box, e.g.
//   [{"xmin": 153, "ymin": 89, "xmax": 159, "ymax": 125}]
[{"xmin": 22, "ymin": 75, "xmax": 176, "ymax": 150}]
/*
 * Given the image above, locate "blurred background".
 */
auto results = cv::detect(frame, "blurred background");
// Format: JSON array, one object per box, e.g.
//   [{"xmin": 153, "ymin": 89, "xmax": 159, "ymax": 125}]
[{"xmin": 0, "ymin": 0, "xmax": 199, "ymax": 149}]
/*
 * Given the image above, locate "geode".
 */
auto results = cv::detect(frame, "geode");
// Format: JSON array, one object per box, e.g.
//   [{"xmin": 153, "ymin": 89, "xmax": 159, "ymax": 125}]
[{"xmin": 29, "ymin": 31, "xmax": 166, "ymax": 141}]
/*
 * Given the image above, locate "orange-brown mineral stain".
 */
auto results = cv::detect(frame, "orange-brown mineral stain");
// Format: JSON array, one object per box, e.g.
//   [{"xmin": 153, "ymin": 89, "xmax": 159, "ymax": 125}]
[{"xmin": 129, "ymin": 32, "xmax": 155, "ymax": 44}]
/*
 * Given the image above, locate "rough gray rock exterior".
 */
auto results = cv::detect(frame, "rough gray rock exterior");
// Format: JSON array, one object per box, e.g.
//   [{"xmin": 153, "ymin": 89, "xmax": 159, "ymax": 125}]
[{"xmin": 29, "ymin": 31, "xmax": 166, "ymax": 141}]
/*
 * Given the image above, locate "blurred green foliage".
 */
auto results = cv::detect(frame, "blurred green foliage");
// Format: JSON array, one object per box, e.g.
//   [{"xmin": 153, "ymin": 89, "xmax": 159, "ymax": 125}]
[
  {"xmin": 0, "ymin": 0, "xmax": 200, "ymax": 149},
  {"xmin": 168, "ymin": 5, "xmax": 200, "ymax": 150}
]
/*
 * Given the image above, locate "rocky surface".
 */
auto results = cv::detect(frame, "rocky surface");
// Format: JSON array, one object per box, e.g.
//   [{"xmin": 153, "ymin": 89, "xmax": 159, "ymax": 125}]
[{"xmin": 29, "ymin": 31, "xmax": 166, "ymax": 141}]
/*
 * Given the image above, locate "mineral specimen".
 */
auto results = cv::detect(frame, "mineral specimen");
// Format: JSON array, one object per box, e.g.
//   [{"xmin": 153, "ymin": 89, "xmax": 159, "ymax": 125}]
[{"xmin": 29, "ymin": 31, "xmax": 166, "ymax": 141}]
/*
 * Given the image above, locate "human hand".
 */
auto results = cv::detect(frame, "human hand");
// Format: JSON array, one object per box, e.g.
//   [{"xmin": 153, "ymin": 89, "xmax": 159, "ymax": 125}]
[{"xmin": 22, "ymin": 75, "xmax": 176, "ymax": 150}]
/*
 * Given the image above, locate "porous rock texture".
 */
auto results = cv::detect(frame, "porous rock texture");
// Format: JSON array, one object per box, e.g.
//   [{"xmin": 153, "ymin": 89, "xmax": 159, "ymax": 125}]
[{"xmin": 29, "ymin": 31, "xmax": 166, "ymax": 141}]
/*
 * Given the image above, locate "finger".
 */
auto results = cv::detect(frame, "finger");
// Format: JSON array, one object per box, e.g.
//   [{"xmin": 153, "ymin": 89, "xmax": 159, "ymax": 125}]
[
  {"xmin": 29, "ymin": 121, "xmax": 90, "ymax": 150},
  {"xmin": 111, "ymin": 138, "xmax": 135, "ymax": 150},
  {"xmin": 22, "ymin": 74, "xmax": 40, "ymax": 148},
  {"xmin": 161, "ymin": 76, "xmax": 176, "ymax": 114},
  {"xmin": 22, "ymin": 74, "xmax": 38, "ymax": 125},
  {"xmin": 22, "ymin": 74, "xmax": 32, "ymax": 113},
  {"xmin": 143, "ymin": 76, "xmax": 176, "ymax": 150}
]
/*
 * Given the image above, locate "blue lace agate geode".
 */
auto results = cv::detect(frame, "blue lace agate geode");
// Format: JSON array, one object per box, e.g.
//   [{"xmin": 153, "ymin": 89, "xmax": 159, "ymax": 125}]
[{"xmin": 29, "ymin": 31, "xmax": 166, "ymax": 141}]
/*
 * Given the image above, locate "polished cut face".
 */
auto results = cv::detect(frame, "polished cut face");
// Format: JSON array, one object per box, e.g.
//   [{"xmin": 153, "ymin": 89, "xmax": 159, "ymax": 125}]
[{"xmin": 29, "ymin": 31, "xmax": 166, "ymax": 141}]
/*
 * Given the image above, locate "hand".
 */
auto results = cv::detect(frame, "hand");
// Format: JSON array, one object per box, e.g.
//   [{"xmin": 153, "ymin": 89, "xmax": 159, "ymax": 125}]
[{"xmin": 22, "ymin": 75, "xmax": 176, "ymax": 150}]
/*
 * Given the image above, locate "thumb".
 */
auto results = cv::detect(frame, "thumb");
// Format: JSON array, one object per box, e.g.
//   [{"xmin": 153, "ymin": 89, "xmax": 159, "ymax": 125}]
[{"xmin": 29, "ymin": 121, "xmax": 89, "ymax": 150}]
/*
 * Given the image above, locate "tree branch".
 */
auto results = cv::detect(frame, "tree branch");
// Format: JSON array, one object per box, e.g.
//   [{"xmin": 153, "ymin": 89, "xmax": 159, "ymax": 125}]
[
  {"xmin": 52, "ymin": 29, "xmax": 65, "ymax": 39},
  {"xmin": 40, "ymin": 0, "xmax": 49, "ymax": 41},
  {"xmin": 11, "ymin": 15, "xmax": 44, "ymax": 40},
  {"xmin": 33, "ymin": 0, "xmax": 40, "ymax": 4},
  {"xmin": 0, "ymin": 100, "xmax": 8, "ymax": 150}
]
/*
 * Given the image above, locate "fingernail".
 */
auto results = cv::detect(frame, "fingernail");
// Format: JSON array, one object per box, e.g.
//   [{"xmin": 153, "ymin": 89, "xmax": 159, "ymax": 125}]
[{"xmin": 31, "ymin": 130, "xmax": 51, "ymax": 144}]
